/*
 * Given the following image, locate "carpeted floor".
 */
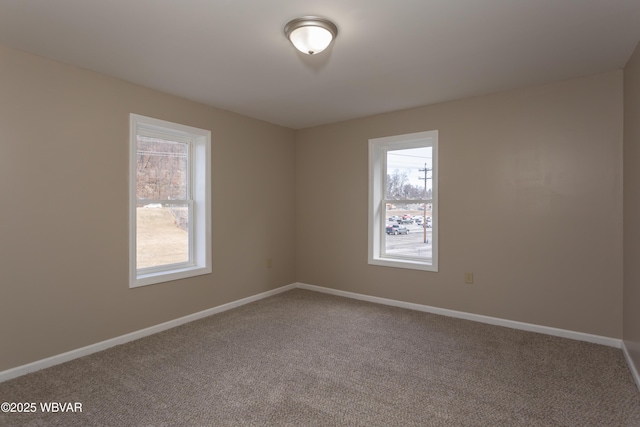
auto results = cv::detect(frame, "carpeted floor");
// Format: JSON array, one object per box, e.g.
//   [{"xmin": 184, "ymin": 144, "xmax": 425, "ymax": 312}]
[{"xmin": 1, "ymin": 289, "xmax": 639, "ymax": 426}]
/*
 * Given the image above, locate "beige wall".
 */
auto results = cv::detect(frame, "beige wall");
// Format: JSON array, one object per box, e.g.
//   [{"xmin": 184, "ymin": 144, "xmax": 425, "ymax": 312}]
[
  {"xmin": 624, "ymin": 42, "xmax": 640, "ymax": 377},
  {"xmin": 296, "ymin": 71, "xmax": 624, "ymax": 338},
  {"xmin": 0, "ymin": 41, "xmax": 630, "ymax": 374},
  {"xmin": 0, "ymin": 45, "xmax": 297, "ymax": 371}
]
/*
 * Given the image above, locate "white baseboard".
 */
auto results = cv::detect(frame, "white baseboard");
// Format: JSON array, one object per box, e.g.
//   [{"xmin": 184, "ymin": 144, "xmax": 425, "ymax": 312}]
[
  {"xmin": 295, "ymin": 282, "xmax": 622, "ymax": 348},
  {"xmin": 622, "ymin": 341, "xmax": 640, "ymax": 391},
  {"xmin": 0, "ymin": 281, "xmax": 626, "ymax": 384},
  {"xmin": 0, "ymin": 283, "xmax": 297, "ymax": 383}
]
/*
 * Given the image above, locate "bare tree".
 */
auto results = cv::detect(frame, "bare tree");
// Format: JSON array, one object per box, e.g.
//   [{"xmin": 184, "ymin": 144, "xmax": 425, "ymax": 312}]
[
  {"xmin": 386, "ymin": 169, "xmax": 424, "ymax": 200},
  {"xmin": 136, "ymin": 137, "xmax": 187, "ymax": 201}
]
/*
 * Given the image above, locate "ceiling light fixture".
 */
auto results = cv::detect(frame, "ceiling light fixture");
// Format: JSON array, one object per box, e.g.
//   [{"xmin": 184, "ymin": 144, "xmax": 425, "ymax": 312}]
[{"xmin": 284, "ymin": 16, "xmax": 338, "ymax": 55}]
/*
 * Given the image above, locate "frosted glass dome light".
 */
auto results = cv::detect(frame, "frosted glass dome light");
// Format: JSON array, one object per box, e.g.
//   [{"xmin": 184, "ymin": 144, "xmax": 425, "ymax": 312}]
[{"xmin": 284, "ymin": 17, "xmax": 338, "ymax": 55}]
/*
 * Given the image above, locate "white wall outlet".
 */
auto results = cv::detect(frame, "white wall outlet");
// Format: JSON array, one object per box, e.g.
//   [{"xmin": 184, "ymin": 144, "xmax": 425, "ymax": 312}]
[{"xmin": 464, "ymin": 272, "xmax": 474, "ymax": 284}]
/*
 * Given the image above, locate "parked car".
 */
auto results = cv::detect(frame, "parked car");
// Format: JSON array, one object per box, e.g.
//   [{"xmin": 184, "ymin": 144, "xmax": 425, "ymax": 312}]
[
  {"xmin": 414, "ymin": 217, "xmax": 424, "ymax": 225},
  {"xmin": 388, "ymin": 215, "xmax": 401, "ymax": 222},
  {"xmin": 386, "ymin": 224, "xmax": 410, "ymax": 235}
]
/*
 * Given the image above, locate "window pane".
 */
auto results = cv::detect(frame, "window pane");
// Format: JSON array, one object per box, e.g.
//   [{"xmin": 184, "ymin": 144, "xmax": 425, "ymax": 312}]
[
  {"xmin": 384, "ymin": 202, "xmax": 433, "ymax": 260},
  {"xmin": 136, "ymin": 136, "xmax": 188, "ymax": 200},
  {"xmin": 136, "ymin": 203, "xmax": 189, "ymax": 269},
  {"xmin": 386, "ymin": 147, "xmax": 432, "ymax": 200}
]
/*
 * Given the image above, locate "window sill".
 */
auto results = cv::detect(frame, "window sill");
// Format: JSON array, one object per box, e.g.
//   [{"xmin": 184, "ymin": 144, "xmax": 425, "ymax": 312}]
[
  {"xmin": 368, "ymin": 256, "xmax": 438, "ymax": 272},
  {"xmin": 131, "ymin": 265, "xmax": 212, "ymax": 288}
]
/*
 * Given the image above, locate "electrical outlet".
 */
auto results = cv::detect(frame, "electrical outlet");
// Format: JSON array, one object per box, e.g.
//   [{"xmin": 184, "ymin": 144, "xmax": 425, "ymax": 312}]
[
  {"xmin": 267, "ymin": 258, "xmax": 272, "ymax": 269},
  {"xmin": 464, "ymin": 272, "xmax": 474, "ymax": 284}
]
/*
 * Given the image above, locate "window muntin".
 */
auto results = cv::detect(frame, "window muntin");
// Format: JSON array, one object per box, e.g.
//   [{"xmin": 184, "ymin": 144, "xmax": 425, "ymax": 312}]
[
  {"xmin": 369, "ymin": 131, "xmax": 438, "ymax": 272},
  {"xmin": 130, "ymin": 114, "xmax": 211, "ymax": 287}
]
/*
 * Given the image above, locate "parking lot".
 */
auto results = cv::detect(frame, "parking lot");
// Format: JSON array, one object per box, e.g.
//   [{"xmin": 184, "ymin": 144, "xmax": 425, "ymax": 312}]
[{"xmin": 385, "ymin": 214, "xmax": 433, "ymax": 259}]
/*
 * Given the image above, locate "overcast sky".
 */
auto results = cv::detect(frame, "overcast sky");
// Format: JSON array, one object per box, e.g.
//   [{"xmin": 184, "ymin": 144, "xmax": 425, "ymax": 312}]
[{"xmin": 387, "ymin": 147, "xmax": 432, "ymax": 189}]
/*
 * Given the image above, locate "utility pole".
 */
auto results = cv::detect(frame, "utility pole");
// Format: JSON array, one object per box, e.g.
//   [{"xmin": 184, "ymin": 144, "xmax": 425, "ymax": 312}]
[{"xmin": 418, "ymin": 163, "xmax": 431, "ymax": 244}]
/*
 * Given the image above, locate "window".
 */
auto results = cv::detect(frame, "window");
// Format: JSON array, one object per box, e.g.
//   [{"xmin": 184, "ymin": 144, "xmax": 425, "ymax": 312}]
[
  {"xmin": 368, "ymin": 130, "xmax": 438, "ymax": 271},
  {"xmin": 129, "ymin": 114, "xmax": 211, "ymax": 287}
]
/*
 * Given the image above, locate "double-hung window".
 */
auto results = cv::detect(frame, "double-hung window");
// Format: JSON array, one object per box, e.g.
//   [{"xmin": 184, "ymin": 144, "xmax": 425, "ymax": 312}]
[
  {"xmin": 368, "ymin": 130, "xmax": 438, "ymax": 272},
  {"xmin": 129, "ymin": 114, "xmax": 211, "ymax": 287}
]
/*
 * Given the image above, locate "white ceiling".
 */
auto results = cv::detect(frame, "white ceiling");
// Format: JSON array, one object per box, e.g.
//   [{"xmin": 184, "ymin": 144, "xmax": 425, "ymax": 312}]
[{"xmin": 1, "ymin": 1, "xmax": 639, "ymax": 129}]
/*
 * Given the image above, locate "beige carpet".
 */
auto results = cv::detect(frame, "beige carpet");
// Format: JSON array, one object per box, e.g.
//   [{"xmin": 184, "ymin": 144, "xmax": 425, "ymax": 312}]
[{"xmin": 1, "ymin": 289, "xmax": 639, "ymax": 426}]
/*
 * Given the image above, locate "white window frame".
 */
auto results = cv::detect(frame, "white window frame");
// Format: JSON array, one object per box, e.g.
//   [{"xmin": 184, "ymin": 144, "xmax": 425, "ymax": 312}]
[
  {"xmin": 129, "ymin": 114, "xmax": 211, "ymax": 288},
  {"xmin": 368, "ymin": 130, "xmax": 438, "ymax": 272}
]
